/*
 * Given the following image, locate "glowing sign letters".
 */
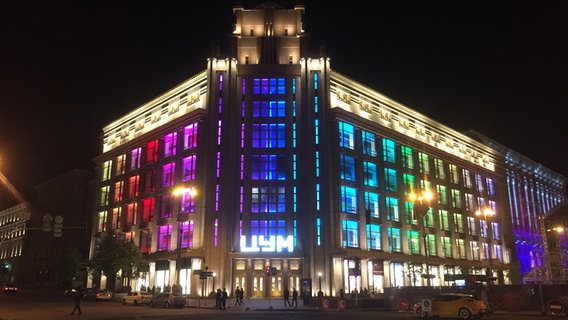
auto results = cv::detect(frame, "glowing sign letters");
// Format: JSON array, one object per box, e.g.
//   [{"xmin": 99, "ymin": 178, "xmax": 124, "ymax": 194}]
[{"xmin": 240, "ymin": 235, "xmax": 294, "ymax": 253}]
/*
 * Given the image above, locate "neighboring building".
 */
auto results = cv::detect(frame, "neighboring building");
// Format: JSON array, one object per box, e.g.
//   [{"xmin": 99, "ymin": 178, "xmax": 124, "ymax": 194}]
[
  {"xmin": 19, "ymin": 169, "xmax": 94, "ymax": 288},
  {"xmin": 467, "ymin": 130, "xmax": 568, "ymax": 284},
  {"xmin": 0, "ymin": 202, "xmax": 30, "ymax": 284},
  {"xmin": 90, "ymin": 2, "xmax": 561, "ymax": 298}
]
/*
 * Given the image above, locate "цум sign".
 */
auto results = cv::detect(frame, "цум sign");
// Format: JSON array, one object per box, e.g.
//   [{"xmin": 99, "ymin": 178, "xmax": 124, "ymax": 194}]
[{"xmin": 240, "ymin": 235, "xmax": 294, "ymax": 252}]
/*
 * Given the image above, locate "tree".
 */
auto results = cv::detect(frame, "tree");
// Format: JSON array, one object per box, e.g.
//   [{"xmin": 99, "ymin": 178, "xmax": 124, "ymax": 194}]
[{"xmin": 87, "ymin": 232, "xmax": 148, "ymax": 291}]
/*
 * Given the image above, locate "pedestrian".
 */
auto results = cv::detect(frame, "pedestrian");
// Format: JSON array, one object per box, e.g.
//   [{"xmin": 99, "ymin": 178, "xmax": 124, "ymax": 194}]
[
  {"xmin": 221, "ymin": 288, "xmax": 228, "ymax": 310},
  {"xmin": 239, "ymin": 287, "xmax": 244, "ymax": 305},
  {"xmin": 235, "ymin": 286, "xmax": 241, "ymax": 306},
  {"xmin": 70, "ymin": 286, "xmax": 83, "ymax": 315},
  {"xmin": 284, "ymin": 286, "xmax": 291, "ymax": 307},
  {"xmin": 215, "ymin": 289, "xmax": 222, "ymax": 309},
  {"xmin": 292, "ymin": 287, "xmax": 298, "ymax": 307}
]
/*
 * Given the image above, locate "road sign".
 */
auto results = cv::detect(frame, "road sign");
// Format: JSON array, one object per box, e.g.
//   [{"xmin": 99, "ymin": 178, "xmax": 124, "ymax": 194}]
[
  {"xmin": 422, "ymin": 299, "xmax": 432, "ymax": 312},
  {"xmin": 321, "ymin": 299, "xmax": 329, "ymax": 309},
  {"xmin": 337, "ymin": 299, "xmax": 346, "ymax": 310},
  {"xmin": 547, "ymin": 299, "xmax": 564, "ymax": 315},
  {"xmin": 200, "ymin": 271, "xmax": 213, "ymax": 277}
]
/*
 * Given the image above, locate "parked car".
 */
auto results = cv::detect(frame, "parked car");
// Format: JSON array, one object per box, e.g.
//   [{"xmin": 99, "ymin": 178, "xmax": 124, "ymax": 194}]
[
  {"xmin": 83, "ymin": 288, "xmax": 113, "ymax": 301},
  {"xmin": 121, "ymin": 291, "xmax": 153, "ymax": 306},
  {"xmin": 414, "ymin": 293, "xmax": 488, "ymax": 319},
  {"xmin": 95, "ymin": 289, "xmax": 113, "ymax": 301},
  {"xmin": 149, "ymin": 292, "xmax": 186, "ymax": 308},
  {"xmin": 2, "ymin": 283, "xmax": 18, "ymax": 294}
]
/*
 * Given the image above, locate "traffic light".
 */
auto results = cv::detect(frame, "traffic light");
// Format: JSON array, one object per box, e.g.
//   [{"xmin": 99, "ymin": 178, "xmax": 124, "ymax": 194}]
[
  {"xmin": 53, "ymin": 215, "xmax": 64, "ymax": 238},
  {"xmin": 42, "ymin": 214, "xmax": 53, "ymax": 232},
  {"xmin": 265, "ymin": 266, "xmax": 271, "ymax": 276}
]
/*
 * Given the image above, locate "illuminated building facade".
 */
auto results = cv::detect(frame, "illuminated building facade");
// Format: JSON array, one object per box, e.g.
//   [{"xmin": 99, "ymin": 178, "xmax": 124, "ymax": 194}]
[
  {"xmin": 0, "ymin": 203, "xmax": 29, "ymax": 283},
  {"xmin": 91, "ymin": 2, "xmax": 561, "ymax": 297},
  {"xmin": 466, "ymin": 131, "xmax": 567, "ymax": 283}
]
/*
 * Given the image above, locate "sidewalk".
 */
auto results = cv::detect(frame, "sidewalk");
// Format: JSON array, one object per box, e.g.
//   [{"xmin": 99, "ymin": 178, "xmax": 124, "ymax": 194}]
[{"xmin": 186, "ymin": 298, "xmax": 319, "ymax": 311}]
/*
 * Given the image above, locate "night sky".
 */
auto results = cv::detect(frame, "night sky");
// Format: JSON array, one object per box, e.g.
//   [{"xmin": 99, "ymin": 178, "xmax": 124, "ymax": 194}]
[{"xmin": 1, "ymin": 0, "xmax": 567, "ymax": 201}]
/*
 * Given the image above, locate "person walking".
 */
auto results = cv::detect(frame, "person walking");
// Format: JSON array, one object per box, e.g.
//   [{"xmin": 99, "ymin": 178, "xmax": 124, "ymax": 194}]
[
  {"xmin": 283, "ymin": 287, "xmax": 291, "ymax": 307},
  {"xmin": 292, "ymin": 287, "xmax": 298, "ymax": 307},
  {"xmin": 215, "ymin": 289, "xmax": 222, "ymax": 310},
  {"xmin": 70, "ymin": 286, "xmax": 83, "ymax": 315},
  {"xmin": 239, "ymin": 287, "xmax": 244, "ymax": 305},
  {"xmin": 234, "ymin": 287, "xmax": 241, "ymax": 306},
  {"xmin": 221, "ymin": 288, "xmax": 228, "ymax": 310}
]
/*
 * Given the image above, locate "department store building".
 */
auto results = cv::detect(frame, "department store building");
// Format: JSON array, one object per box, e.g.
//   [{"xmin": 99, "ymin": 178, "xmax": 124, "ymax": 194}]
[{"xmin": 89, "ymin": 2, "xmax": 565, "ymax": 297}]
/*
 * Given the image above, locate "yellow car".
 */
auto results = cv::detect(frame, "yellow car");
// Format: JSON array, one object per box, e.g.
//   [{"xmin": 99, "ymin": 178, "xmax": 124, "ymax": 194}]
[{"xmin": 415, "ymin": 293, "xmax": 488, "ymax": 319}]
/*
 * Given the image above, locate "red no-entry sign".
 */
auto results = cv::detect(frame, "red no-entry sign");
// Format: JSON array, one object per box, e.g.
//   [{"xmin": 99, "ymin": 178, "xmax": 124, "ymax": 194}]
[{"xmin": 547, "ymin": 299, "xmax": 564, "ymax": 315}]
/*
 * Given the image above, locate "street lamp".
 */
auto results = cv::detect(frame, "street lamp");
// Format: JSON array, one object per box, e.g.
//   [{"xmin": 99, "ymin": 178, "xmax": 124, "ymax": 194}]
[
  {"xmin": 409, "ymin": 189, "xmax": 434, "ymax": 286},
  {"xmin": 476, "ymin": 208, "xmax": 495, "ymax": 284},
  {"xmin": 173, "ymin": 186, "xmax": 197, "ymax": 293},
  {"xmin": 317, "ymin": 272, "xmax": 323, "ymax": 297},
  {"xmin": 212, "ymin": 272, "xmax": 216, "ymax": 294}
]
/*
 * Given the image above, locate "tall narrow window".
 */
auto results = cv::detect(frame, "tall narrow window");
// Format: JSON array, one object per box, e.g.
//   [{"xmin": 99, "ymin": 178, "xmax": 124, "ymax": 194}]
[
  {"xmin": 146, "ymin": 140, "xmax": 159, "ymax": 164},
  {"xmin": 382, "ymin": 138, "xmax": 396, "ymax": 163},
  {"xmin": 338, "ymin": 122, "xmax": 355, "ymax": 149},
  {"xmin": 131, "ymin": 147, "xmax": 142, "ymax": 170},
  {"xmin": 388, "ymin": 227, "xmax": 402, "ymax": 252},
  {"xmin": 183, "ymin": 123, "xmax": 199, "ymax": 149},
  {"xmin": 401, "ymin": 146, "xmax": 414, "ymax": 169},
  {"xmin": 363, "ymin": 162, "xmax": 378, "ymax": 187},
  {"xmin": 162, "ymin": 163, "xmax": 176, "ymax": 187},
  {"xmin": 340, "ymin": 154, "xmax": 356, "ymax": 181},
  {"xmin": 340, "ymin": 186, "xmax": 357, "ymax": 214},
  {"xmin": 164, "ymin": 132, "xmax": 178, "ymax": 157},
  {"xmin": 361, "ymin": 130, "xmax": 377, "ymax": 156},
  {"xmin": 341, "ymin": 220, "xmax": 359, "ymax": 248}
]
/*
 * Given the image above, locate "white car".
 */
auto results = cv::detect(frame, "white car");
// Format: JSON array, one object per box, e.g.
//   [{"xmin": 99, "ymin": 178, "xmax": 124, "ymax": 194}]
[{"xmin": 121, "ymin": 291, "xmax": 153, "ymax": 306}]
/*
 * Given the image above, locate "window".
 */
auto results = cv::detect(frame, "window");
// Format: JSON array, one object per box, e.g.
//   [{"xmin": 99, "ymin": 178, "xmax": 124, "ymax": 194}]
[
  {"xmin": 384, "ymin": 168, "xmax": 397, "ymax": 191},
  {"xmin": 449, "ymin": 164, "xmax": 460, "ymax": 184},
  {"xmin": 125, "ymin": 203, "xmax": 137, "ymax": 226},
  {"xmin": 366, "ymin": 224, "xmax": 381, "ymax": 250},
  {"xmin": 102, "ymin": 160, "xmax": 112, "ymax": 181},
  {"xmin": 252, "ymin": 78, "xmax": 286, "ymax": 95},
  {"xmin": 385, "ymin": 197, "xmax": 399, "ymax": 221},
  {"xmin": 164, "ymin": 132, "xmax": 178, "ymax": 157},
  {"xmin": 100, "ymin": 186, "xmax": 109, "ymax": 206},
  {"xmin": 146, "ymin": 140, "xmax": 159, "ymax": 164},
  {"xmin": 251, "ymin": 186, "xmax": 286, "ymax": 212},
  {"xmin": 439, "ymin": 210, "xmax": 450, "ymax": 231},
  {"xmin": 363, "ymin": 162, "xmax": 378, "ymax": 187},
  {"xmin": 116, "ymin": 154, "xmax": 126, "ymax": 176},
  {"xmin": 183, "ymin": 123, "xmax": 198, "ymax": 150},
  {"xmin": 434, "ymin": 158, "xmax": 446, "ymax": 180},
  {"xmin": 131, "ymin": 147, "xmax": 142, "ymax": 169},
  {"xmin": 364, "ymin": 192, "xmax": 379, "ymax": 218},
  {"xmin": 361, "ymin": 130, "xmax": 377, "ymax": 156},
  {"xmin": 453, "ymin": 213, "xmax": 464, "ymax": 233},
  {"xmin": 252, "ymin": 101, "xmax": 286, "ymax": 117},
  {"xmin": 252, "ymin": 124, "xmax": 286, "ymax": 148},
  {"xmin": 387, "ymin": 227, "xmax": 402, "ymax": 252},
  {"xmin": 486, "ymin": 177, "xmax": 496, "ymax": 196},
  {"xmin": 142, "ymin": 198, "xmax": 155, "ymax": 222},
  {"xmin": 340, "ymin": 186, "xmax": 357, "ymax": 214},
  {"xmin": 97, "ymin": 211, "xmax": 107, "ymax": 232},
  {"xmin": 475, "ymin": 174, "xmax": 485, "ymax": 193},
  {"xmin": 114, "ymin": 181, "xmax": 124, "ymax": 202},
  {"xmin": 251, "ymin": 155, "xmax": 286, "ymax": 180},
  {"xmin": 340, "ymin": 154, "xmax": 356, "ymax": 181},
  {"xmin": 160, "ymin": 194, "xmax": 173, "ymax": 218},
  {"xmin": 382, "ymin": 138, "xmax": 396, "ymax": 163},
  {"xmin": 338, "ymin": 122, "xmax": 355, "ymax": 149},
  {"xmin": 144, "ymin": 169, "xmax": 156, "ymax": 193},
  {"xmin": 456, "ymin": 238, "xmax": 466, "ymax": 259},
  {"xmin": 418, "ymin": 153, "xmax": 430, "ymax": 174},
  {"xmin": 140, "ymin": 229, "xmax": 151, "ymax": 253},
  {"xmin": 157, "ymin": 225, "xmax": 172, "ymax": 251},
  {"xmin": 402, "ymin": 174, "xmax": 415, "ymax": 196},
  {"xmin": 442, "ymin": 236, "xmax": 452, "ymax": 257},
  {"xmin": 128, "ymin": 175, "xmax": 139, "ymax": 198},
  {"xmin": 464, "ymin": 193, "xmax": 474, "ymax": 211},
  {"xmin": 407, "ymin": 230, "xmax": 420, "ymax": 254},
  {"xmin": 426, "ymin": 234, "xmax": 437, "ymax": 256},
  {"xmin": 462, "ymin": 169, "xmax": 473, "ymax": 188},
  {"xmin": 182, "ymin": 155, "xmax": 197, "ymax": 181},
  {"xmin": 470, "ymin": 241, "xmax": 480, "ymax": 260},
  {"xmin": 162, "ymin": 163, "xmax": 176, "ymax": 187},
  {"xmin": 467, "ymin": 216, "xmax": 477, "ymax": 235},
  {"xmin": 436, "ymin": 185, "xmax": 447, "ymax": 205},
  {"xmin": 451, "ymin": 189, "xmax": 462, "ymax": 208},
  {"xmin": 111, "ymin": 207, "xmax": 121, "ymax": 229},
  {"xmin": 341, "ymin": 220, "xmax": 359, "ymax": 248},
  {"xmin": 401, "ymin": 146, "xmax": 414, "ymax": 169}
]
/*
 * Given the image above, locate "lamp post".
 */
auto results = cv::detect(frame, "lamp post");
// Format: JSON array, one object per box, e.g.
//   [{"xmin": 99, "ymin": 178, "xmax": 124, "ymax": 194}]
[
  {"xmin": 409, "ymin": 189, "xmax": 434, "ymax": 286},
  {"xmin": 317, "ymin": 272, "xmax": 323, "ymax": 297},
  {"xmin": 212, "ymin": 272, "xmax": 216, "ymax": 293},
  {"xmin": 173, "ymin": 186, "xmax": 197, "ymax": 292},
  {"xmin": 476, "ymin": 208, "xmax": 495, "ymax": 284}
]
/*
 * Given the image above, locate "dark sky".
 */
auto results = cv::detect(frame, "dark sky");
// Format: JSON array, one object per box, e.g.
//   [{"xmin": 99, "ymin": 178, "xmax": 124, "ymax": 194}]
[{"xmin": 1, "ymin": 0, "xmax": 567, "ymax": 201}]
